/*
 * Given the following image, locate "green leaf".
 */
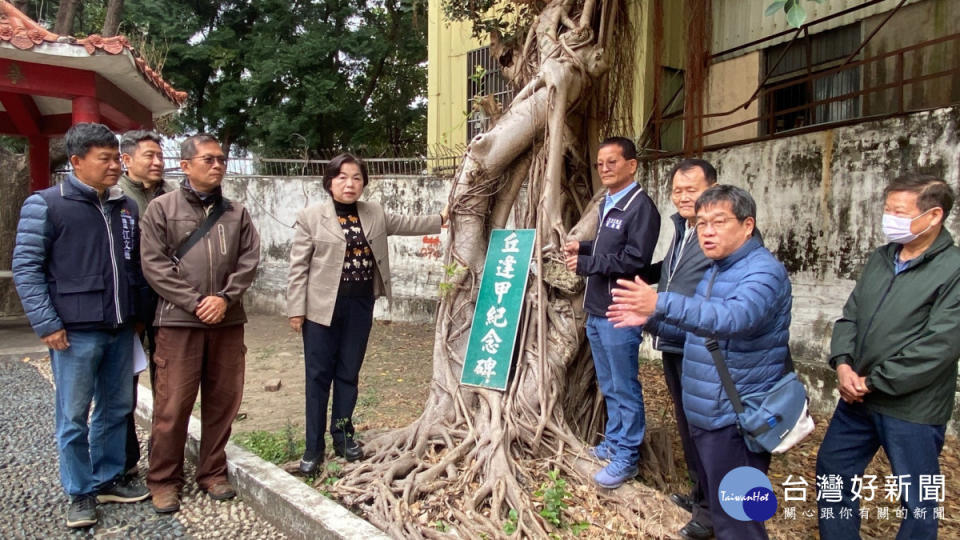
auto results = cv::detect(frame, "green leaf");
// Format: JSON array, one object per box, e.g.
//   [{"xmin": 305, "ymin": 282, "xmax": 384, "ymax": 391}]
[
  {"xmin": 765, "ymin": 1, "xmax": 787, "ymax": 16},
  {"xmin": 786, "ymin": 2, "xmax": 807, "ymax": 28}
]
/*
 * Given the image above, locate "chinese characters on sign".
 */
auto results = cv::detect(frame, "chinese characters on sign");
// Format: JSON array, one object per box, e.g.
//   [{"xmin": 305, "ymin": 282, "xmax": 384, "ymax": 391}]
[{"xmin": 459, "ymin": 229, "xmax": 535, "ymax": 390}]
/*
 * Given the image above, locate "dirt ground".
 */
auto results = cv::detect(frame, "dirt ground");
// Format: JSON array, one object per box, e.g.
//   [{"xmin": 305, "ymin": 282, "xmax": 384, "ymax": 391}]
[{"xmin": 235, "ymin": 313, "xmax": 960, "ymax": 539}]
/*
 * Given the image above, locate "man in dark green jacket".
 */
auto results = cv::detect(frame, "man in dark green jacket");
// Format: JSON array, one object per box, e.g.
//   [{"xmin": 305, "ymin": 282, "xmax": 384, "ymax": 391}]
[{"xmin": 817, "ymin": 173, "xmax": 960, "ymax": 540}]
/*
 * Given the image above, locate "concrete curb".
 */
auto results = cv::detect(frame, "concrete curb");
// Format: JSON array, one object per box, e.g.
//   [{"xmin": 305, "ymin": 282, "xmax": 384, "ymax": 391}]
[{"xmin": 135, "ymin": 388, "xmax": 391, "ymax": 540}]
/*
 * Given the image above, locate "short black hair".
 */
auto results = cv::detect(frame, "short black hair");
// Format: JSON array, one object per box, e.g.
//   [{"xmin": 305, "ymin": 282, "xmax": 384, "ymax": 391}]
[
  {"xmin": 598, "ymin": 136, "xmax": 637, "ymax": 161},
  {"xmin": 181, "ymin": 133, "xmax": 219, "ymax": 160},
  {"xmin": 884, "ymin": 173, "xmax": 954, "ymax": 217},
  {"xmin": 695, "ymin": 184, "xmax": 757, "ymax": 221},
  {"xmin": 120, "ymin": 130, "xmax": 162, "ymax": 156},
  {"xmin": 323, "ymin": 153, "xmax": 369, "ymax": 192},
  {"xmin": 669, "ymin": 158, "xmax": 718, "ymax": 186},
  {"xmin": 65, "ymin": 123, "xmax": 117, "ymax": 159}
]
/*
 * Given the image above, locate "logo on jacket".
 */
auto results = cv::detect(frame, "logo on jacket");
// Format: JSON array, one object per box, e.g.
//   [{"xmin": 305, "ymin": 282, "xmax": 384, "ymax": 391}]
[
  {"xmin": 604, "ymin": 217, "xmax": 623, "ymax": 230},
  {"xmin": 718, "ymin": 466, "xmax": 778, "ymax": 522},
  {"xmin": 120, "ymin": 209, "xmax": 135, "ymax": 260}
]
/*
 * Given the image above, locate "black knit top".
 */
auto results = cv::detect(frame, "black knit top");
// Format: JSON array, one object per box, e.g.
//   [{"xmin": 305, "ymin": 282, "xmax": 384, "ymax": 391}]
[{"xmin": 334, "ymin": 200, "xmax": 375, "ymax": 297}]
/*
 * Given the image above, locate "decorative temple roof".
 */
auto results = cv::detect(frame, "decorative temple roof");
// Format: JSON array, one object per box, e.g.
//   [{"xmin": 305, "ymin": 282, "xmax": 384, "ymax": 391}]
[{"xmin": 0, "ymin": 1, "xmax": 187, "ymax": 105}]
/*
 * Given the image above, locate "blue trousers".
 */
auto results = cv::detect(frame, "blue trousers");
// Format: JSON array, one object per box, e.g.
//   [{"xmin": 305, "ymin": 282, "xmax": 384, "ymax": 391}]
[
  {"xmin": 817, "ymin": 400, "xmax": 945, "ymax": 540},
  {"xmin": 51, "ymin": 327, "xmax": 134, "ymax": 497},
  {"xmin": 585, "ymin": 315, "xmax": 645, "ymax": 463},
  {"xmin": 302, "ymin": 295, "xmax": 375, "ymax": 459}
]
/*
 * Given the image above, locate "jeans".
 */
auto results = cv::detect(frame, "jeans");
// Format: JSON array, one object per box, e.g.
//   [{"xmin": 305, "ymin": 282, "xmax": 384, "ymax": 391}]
[
  {"xmin": 302, "ymin": 295, "xmax": 375, "ymax": 459},
  {"xmin": 585, "ymin": 315, "xmax": 645, "ymax": 463},
  {"xmin": 51, "ymin": 327, "xmax": 134, "ymax": 497},
  {"xmin": 817, "ymin": 400, "xmax": 945, "ymax": 540}
]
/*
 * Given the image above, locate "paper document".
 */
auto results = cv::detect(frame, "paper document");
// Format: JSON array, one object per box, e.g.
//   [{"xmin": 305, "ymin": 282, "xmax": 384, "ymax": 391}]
[{"xmin": 133, "ymin": 334, "xmax": 148, "ymax": 375}]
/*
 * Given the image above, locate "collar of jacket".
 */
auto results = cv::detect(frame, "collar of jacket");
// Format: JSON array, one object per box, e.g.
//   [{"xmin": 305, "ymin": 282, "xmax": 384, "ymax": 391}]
[
  {"xmin": 318, "ymin": 195, "xmax": 376, "ymax": 240},
  {"xmin": 598, "ymin": 183, "xmax": 643, "ymax": 213},
  {"xmin": 179, "ymin": 177, "xmax": 226, "ymax": 207},
  {"xmin": 715, "ymin": 235, "xmax": 762, "ymax": 271},
  {"xmin": 119, "ymin": 174, "xmax": 167, "ymax": 196},
  {"xmin": 879, "ymin": 227, "xmax": 956, "ymax": 268},
  {"xmin": 62, "ymin": 173, "xmax": 125, "ymax": 203}
]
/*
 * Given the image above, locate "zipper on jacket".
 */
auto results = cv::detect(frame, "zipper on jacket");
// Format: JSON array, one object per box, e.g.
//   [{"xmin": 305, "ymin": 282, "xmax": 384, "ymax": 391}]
[{"xmin": 99, "ymin": 200, "xmax": 123, "ymax": 325}]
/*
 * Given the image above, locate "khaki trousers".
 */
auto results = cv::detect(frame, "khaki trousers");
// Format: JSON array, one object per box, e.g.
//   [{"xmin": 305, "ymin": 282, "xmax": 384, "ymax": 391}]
[{"xmin": 147, "ymin": 325, "xmax": 245, "ymax": 493}]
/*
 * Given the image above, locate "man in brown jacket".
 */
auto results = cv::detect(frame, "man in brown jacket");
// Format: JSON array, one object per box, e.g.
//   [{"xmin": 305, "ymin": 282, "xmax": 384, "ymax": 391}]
[{"xmin": 139, "ymin": 133, "xmax": 260, "ymax": 514}]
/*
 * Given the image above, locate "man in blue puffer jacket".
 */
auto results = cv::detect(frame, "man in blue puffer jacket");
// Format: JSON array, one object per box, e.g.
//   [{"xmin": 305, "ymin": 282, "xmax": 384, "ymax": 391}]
[
  {"xmin": 12, "ymin": 123, "xmax": 150, "ymax": 529},
  {"xmin": 608, "ymin": 185, "xmax": 792, "ymax": 540}
]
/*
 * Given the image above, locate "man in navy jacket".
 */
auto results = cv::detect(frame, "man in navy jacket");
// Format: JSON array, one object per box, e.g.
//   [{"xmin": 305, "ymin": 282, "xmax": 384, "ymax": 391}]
[
  {"xmin": 609, "ymin": 185, "xmax": 791, "ymax": 540},
  {"xmin": 563, "ymin": 137, "xmax": 660, "ymax": 488},
  {"xmin": 12, "ymin": 123, "xmax": 149, "ymax": 529}
]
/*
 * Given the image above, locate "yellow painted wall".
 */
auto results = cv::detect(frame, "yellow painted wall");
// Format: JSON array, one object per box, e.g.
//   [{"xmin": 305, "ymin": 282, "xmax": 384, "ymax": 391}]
[
  {"xmin": 427, "ymin": 0, "xmax": 484, "ymax": 150},
  {"xmin": 704, "ymin": 51, "xmax": 761, "ymax": 146}
]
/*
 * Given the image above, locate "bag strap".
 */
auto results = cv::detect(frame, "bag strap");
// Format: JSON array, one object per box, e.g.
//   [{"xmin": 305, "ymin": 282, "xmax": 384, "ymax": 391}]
[
  {"xmin": 173, "ymin": 198, "xmax": 227, "ymax": 263},
  {"xmin": 703, "ymin": 268, "xmax": 746, "ymax": 415}
]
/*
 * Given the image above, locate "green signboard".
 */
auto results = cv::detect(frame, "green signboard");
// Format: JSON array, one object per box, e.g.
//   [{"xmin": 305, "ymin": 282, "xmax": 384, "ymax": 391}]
[{"xmin": 460, "ymin": 229, "xmax": 536, "ymax": 391}]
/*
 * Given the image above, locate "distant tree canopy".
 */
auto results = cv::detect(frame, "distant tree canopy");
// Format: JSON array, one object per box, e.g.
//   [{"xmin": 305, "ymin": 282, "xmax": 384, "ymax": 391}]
[{"xmin": 15, "ymin": 0, "xmax": 427, "ymax": 157}]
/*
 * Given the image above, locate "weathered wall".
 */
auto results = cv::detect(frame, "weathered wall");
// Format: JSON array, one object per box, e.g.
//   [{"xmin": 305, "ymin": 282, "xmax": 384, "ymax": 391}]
[
  {"xmin": 704, "ymin": 51, "xmax": 761, "ymax": 146},
  {"xmin": 640, "ymin": 105, "xmax": 960, "ymax": 425},
  {"xmin": 222, "ymin": 175, "xmax": 449, "ymax": 324}
]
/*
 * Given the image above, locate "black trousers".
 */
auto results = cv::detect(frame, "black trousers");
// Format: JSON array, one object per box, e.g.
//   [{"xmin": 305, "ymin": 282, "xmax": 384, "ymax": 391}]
[
  {"xmin": 302, "ymin": 295, "xmax": 375, "ymax": 459},
  {"xmin": 662, "ymin": 351, "xmax": 710, "ymax": 528},
  {"xmin": 689, "ymin": 424, "xmax": 772, "ymax": 540}
]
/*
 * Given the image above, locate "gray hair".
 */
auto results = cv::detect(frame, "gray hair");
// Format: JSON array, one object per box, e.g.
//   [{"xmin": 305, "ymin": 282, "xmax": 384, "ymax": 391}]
[
  {"xmin": 694, "ymin": 184, "xmax": 757, "ymax": 221},
  {"xmin": 180, "ymin": 133, "xmax": 219, "ymax": 160},
  {"xmin": 120, "ymin": 130, "xmax": 162, "ymax": 155}
]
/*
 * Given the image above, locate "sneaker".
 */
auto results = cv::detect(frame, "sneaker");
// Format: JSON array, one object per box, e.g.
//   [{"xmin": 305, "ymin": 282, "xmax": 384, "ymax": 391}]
[
  {"xmin": 594, "ymin": 459, "xmax": 639, "ymax": 489},
  {"xmin": 204, "ymin": 481, "xmax": 236, "ymax": 501},
  {"xmin": 96, "ymin": 476, "xmax": 150, "ymax": 503},
  {"xmin": 588, "ymin": 442, "xmax": 615, "ymax": 461},
  {"xmin": 66, "ymin": 494, "xmax": 97, "ymax": 528}
]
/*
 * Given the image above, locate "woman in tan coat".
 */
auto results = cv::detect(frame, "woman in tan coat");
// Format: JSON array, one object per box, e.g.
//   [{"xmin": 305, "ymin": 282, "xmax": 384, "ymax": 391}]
[{"xmin": 286, "ymin": 153, "xmax": 443, "ymax": 474}]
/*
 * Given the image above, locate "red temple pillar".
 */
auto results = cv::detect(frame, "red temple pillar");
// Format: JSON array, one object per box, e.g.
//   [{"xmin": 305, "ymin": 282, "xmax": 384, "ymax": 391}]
[
  {"xmin": 28, "ymin": 135, "xmax": 49, "ymax": 192},
  {"xmin": 72, "ymin": 96, "xmax": 100, "ymax": 123}
]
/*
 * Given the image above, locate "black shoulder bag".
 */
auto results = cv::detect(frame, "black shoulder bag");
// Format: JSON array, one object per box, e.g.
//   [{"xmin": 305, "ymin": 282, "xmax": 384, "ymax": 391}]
[{"xmin": 172, "ymin": 198, "xmax": 227, "ymax": 264}]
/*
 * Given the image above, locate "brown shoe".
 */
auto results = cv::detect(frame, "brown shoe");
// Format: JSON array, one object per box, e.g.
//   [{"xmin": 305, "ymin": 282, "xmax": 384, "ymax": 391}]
[
  {"xmin": 151, "ymin": 489, "xmax": 180, "ymax": 514},
  {"xmin": 205, "ymin": 481, "xmax": 236, "ymax": 501}
]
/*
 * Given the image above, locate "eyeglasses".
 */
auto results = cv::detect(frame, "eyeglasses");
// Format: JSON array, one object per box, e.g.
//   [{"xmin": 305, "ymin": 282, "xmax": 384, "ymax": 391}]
[
  {"xmin": 190, "ymin": 155, "xmax": 228, "ymax": 166},
  {"xmin": 694, "ymin": 216, "xmax": 741, "ymax": 231}
]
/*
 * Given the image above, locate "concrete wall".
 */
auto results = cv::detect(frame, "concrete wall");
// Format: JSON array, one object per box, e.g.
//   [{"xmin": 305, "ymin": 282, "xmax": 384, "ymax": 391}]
[
  {"xmin": 640, "ymin": 105, "xmax": 960, "ymax": 424},
  {"xmin": 222, "ymin": 175, "xmax": 450, "ymax": 324}
]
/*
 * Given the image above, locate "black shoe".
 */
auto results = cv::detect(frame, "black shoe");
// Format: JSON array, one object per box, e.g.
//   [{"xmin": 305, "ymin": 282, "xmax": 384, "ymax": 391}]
[
  {"xmin": 96, "ymin": 476, "xmax": 150, "ymax": 503},
  {"xmin": 299, "ymin": 454, "xmax": 322, "ymax": 475},
  {"xmin": 679, "ymin": 519, "xmax": 715, "ymax": 540},
  {"xmin": 333, "ymin": 439, "xmax": 363, "ymax": 462},
  {"xmin": 670, "ymin": 492, "xmax": 694, "ymax": 513},
  {"xmin": 66, "ymin": 494, "xmax": 98, "ymax": 528}
]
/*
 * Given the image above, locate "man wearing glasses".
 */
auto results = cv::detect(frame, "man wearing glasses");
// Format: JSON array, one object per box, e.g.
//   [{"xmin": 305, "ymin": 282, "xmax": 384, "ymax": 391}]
[
  {"xmin": 608, "ymin": 185, "xmax": 791, "ymax": 539},
  {"xmin": 563, "ymin": 137, "xmax": 660, "ymax": 489},
  {"xmin": 139, "ymin": 134, "xmax": 260, "ymax": 513}
]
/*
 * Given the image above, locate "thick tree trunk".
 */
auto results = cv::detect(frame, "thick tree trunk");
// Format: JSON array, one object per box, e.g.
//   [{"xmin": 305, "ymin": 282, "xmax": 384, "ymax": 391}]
[
  {"xmin": 101, "ymin": 0, "xmax": 124, "ymax": 37},
  {"xmin": 53, "ymin": 0, "xmax": 80, "ymax": 35},
  {"xmin": 334, "ymin": 0, "xmax": 685, "ymax": 536}
]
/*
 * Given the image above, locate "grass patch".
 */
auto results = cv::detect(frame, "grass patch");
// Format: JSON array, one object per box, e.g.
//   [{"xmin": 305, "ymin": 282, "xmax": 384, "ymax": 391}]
[{"xmin": 233, "ymin": 422, "xmax": 304, "ymax": 464}]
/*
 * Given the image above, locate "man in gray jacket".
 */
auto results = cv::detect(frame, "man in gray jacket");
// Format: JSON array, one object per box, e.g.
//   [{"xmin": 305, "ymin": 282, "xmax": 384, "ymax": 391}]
[{"xmin": 646, "ymin": 159, "xmax": 717, "ymax": 540}]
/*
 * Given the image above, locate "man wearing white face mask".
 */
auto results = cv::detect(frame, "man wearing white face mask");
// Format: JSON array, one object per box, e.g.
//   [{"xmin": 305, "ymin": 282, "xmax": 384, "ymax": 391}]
[{"xmin": 817, "ymin": 173, "xmax": 960, "ymax": 540}]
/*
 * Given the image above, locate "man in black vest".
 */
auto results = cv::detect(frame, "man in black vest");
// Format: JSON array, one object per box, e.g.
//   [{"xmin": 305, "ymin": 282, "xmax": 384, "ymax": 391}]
[
  {"xmin": 646, "ymin": 159, "xmax": 717, "ymax": 540},
  {"xmin": 12, "ymin": 123, "xmax": 150, "ymax": 529}
]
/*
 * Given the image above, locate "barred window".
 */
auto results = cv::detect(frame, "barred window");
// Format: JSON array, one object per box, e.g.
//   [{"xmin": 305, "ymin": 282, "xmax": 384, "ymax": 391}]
[{"xmin": 466, "ymin": 47, "xmax": 515, "ymax": 143}]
